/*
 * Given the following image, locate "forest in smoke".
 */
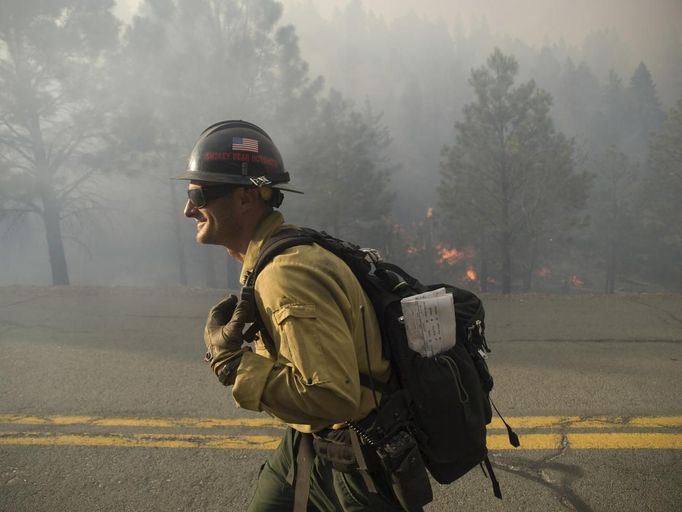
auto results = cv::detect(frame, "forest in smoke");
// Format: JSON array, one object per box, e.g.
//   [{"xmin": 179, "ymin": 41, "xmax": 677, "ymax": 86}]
[{"xmin": 0, "ymin": 0, "xmax": 680, "ymax": 294}]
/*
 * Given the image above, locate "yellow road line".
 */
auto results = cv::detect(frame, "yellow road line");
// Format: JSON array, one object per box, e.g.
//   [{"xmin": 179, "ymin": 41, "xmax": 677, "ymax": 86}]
[
  {"xmin": 487, "ymin": 416, "xmax": 682, "ymax": 429},
  {"xmin": 489, "ymin": 433, "xmax": 682, "ymax": 450},
  {"xmin": 0, "ymin": 414, "xmax": 284, "ymax": 429},
  {"xmin": 1, "ymin": 414, "xmax": 680, "ymax": 430},
  {"xmin": 0, "ymin": 432, "xmax": 281, "ymax": 450},
  {"xmin": 567, "ymin": 433, "xmax": 682, "ymax": 449},
  {"xmin": 1, "ymin": 432, "xmax": 680, "ymax": 450},
  {"xmin": 629, "ymin": 416, "xmax": 682, "ymax": 428}
]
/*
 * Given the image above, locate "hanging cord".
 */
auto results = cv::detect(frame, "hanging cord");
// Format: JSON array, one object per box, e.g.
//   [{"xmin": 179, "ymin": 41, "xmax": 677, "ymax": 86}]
[
  {"xmin": 490, "ymin": 397, "xmax": 520, "ymax": 447},
  {"xmin": 439, "ymin": 355, "xmax": 469, "ymax": 404},
  {"xmin": 360, "ymin": 305, "xmax": 380, "ymax": 409}
]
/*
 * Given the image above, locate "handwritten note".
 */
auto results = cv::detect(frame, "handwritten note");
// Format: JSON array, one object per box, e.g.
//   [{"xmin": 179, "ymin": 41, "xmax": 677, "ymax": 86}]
[{"xmin": 400, "ymin": 288, "xmax": 456, "ymax": 357}]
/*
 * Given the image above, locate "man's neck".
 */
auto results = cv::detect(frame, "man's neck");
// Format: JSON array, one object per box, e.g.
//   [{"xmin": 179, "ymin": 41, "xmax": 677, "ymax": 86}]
[{"xmin": 228, "ymin": 208, "xmax": 273, "ymax": 262}]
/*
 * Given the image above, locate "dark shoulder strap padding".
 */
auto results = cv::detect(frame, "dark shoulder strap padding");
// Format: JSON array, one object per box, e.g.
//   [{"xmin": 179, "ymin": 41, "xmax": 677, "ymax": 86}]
[
  {"xmin": 242, "ymin": 227, "xmax": 390, "ymax": 393},
  {"xmin": 241, "ymin": 228, "xmax": 319, "ymax": 358}
]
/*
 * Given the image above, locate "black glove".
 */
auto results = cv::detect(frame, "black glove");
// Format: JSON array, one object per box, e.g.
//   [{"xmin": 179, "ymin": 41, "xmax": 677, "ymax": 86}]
[{"xmin": 204, "ymin": 294, "xmax": 254, "ymax": 385}]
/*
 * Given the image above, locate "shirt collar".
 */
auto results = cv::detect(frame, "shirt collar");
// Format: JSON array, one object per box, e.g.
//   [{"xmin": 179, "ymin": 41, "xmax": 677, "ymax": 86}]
[{"xmin": 240, "ymin": 211, "xmax": 285, "ymax": 285}]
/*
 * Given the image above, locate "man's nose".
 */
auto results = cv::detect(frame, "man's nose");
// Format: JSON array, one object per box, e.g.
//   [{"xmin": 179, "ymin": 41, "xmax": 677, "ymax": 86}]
[{"xmin": 183, "ymin": 199, "xmax": 197, "ymax": 218}]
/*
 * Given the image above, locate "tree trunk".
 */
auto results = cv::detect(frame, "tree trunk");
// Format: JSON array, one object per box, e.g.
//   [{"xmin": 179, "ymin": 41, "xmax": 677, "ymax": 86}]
[
  {"xmin": 521, "ymin": 249, "xmax": 531, "ymax": 293},
  {"xmin": 605, "ymin": 239, "xmax": 616, "ymax": 294},
  {"xmin": 424, "ymin": 216, "xmax": 434, "ymax": 283},
  {"xmin": 521, "ymin": 267, "xmax": 531, "ymax": 292},
  {"xmin": 480, "ymin": 252, "xmax": 489, "ymax": 293},
  {"xmin": 605, "ymin": 189, "xmax": 618, "ymax": 294},
  {"xmin": 169, "ymin": 178, "xmax": 188, "ymax": 285},
  {"xmin": 478, "ymin": 235, "xmax": 489, "ymax": 293},
  {"xmin": 22, "ymin": 74, "xmax": 69, "ymax": 285},
  {"xmin": 500, "ymin": 155, "xmax": 512, "ymax": 294},
  {"xmin": 500, "ymin": 231, "xmax": 512, "ymax": 294},
  {"xmin": 40, "ymin": 186, "xmax": 69, "ymax": 286},
  {"xmin": 522, "ymin": 236, "xmax": 538, "ymax": 292}
]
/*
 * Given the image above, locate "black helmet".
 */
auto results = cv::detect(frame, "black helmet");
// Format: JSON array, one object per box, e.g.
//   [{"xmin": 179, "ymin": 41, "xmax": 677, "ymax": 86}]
[{"xmin": 176, "ymin": 120, "xmax": 302, "ymax": 194}]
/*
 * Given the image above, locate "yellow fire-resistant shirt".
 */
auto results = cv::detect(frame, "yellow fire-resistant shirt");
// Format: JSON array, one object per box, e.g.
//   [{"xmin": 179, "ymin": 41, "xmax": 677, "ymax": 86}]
[{"xmin": 232, "ymin": 211, "xmax": 391, "ymax": 433}]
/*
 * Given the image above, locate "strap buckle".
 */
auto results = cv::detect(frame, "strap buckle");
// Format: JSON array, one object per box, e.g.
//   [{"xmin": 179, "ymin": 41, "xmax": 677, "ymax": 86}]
[{"xmin": 250, "ymin": 175, "xmax": 272, "ymax": 187}]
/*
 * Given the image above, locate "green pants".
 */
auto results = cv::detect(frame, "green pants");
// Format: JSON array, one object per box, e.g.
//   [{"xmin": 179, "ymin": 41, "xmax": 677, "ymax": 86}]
[{"xmin": 247, "ymin": 428, "xmax": 404, "ymax": 511}]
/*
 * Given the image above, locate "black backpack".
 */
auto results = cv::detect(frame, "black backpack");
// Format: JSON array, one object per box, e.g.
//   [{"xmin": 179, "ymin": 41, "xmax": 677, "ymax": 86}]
[{"xmin": 241, "ymin": 227, "xmax": 519, "ymax": 499}]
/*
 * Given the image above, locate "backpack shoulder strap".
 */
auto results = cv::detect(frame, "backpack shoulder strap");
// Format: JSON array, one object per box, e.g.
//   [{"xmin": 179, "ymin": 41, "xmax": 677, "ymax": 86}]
[
  {"xmin": 239, "ymin": 227, "xmax": 391, "ymax": 395},
  {"xmin": 244, "ymin": 227, "xmax": 317, "ymax": 288},
  {"xmin": 241, "ymin": 227, "xmax": 318, "ymax": 357}
]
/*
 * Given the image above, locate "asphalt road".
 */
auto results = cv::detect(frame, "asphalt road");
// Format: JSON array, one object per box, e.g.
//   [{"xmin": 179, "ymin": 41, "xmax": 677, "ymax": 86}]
[{"xmin": 0, "ymin": 286, "xmax": 680, "ymax": 511}]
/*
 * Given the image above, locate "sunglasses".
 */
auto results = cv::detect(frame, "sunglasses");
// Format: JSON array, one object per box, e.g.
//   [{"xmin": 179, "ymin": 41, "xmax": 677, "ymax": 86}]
[{"xmin": 187, "ymin": 185, "xmax": 236, "ymax": 208}]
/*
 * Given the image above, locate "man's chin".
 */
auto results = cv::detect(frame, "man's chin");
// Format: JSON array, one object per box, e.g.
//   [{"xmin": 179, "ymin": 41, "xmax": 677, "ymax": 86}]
[
  {"xmin": 195, "ymin": 228, "xmax": 214, "ymax": 245},
  {"xmin": 197, "ymin": 235, "xmax": 214, "ymax": 245}
]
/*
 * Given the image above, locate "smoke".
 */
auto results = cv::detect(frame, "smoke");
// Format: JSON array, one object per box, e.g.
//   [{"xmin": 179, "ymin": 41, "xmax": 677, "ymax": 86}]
[{"xmin": 1, "ymin": 0, "xmax": 679, "ymax": 291}]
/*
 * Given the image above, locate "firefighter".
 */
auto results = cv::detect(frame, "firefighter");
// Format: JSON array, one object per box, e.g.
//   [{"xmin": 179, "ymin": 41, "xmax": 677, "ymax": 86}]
[{"xmin": 178, "ymin": 120, "xmax": 402, "ymax": 511}]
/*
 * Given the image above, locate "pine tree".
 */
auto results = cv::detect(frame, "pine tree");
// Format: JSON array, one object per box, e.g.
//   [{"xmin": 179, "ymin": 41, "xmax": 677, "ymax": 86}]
[
  {"xmin": 288, "ymin": 91, "xmax": 396, "ymax": 250},
  {"xmin": 641, "ymin": 98, "xmax": 682, "ymax": 291},
  {"xmin": 588, "ymin": 148, "xmax": 639, "ymax": 293},
  {"xmin": 556, "ymin": 58, "xmax": 601, "ymax": 141},
  {"xmin": 0, "ymin": 0, "xmax": 120, "ymax": 285},
  {"xmin": 626, "ymin": 62, "xmax": 666, "ymax": 163},
  {"xmin": 591, "ymin": 70, "xmax": 628, "ymax": 149},
  {"xmin": 439, "ymin": 49, "xmax": 589, "ymax": 294},
  {"xmin": 117, "ymin": 0, "xmax": 321, "ymax": 286}
]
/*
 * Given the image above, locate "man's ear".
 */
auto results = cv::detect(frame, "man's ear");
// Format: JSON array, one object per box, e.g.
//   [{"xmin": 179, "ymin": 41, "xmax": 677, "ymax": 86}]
[{"xmin": 239, "ymin": 187, "xmax": 262, "ymax": 210}]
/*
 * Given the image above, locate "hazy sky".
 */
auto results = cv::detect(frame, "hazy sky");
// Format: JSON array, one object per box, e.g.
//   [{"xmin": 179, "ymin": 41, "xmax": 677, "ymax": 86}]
[{"xmin": 115, "ymin": 0, "xmax": 682, "ymax": 50}]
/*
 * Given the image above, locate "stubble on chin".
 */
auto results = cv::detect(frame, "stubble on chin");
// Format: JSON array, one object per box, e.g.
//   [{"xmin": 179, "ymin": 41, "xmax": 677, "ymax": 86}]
[{"xmin": 195, "ymin": 223, "xmax": 213, "ymax": 245}]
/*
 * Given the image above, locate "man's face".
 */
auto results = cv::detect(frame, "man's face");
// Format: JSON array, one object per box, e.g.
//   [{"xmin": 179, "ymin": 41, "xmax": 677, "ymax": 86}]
[{"xmin": 184, "ymin": 182, "xmax": 240, "ymax": 248}]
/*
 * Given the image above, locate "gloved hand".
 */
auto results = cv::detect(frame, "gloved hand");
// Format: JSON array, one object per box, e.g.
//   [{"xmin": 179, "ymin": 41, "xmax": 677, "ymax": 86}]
[{"xmin": 204, "ymin": 294, "xmax": 255, "ymax": 385}]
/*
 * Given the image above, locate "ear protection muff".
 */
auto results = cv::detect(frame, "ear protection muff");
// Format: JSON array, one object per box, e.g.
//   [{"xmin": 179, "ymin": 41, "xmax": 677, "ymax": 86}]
[{"xmin": 259, "ymin": 187, "xmax": 283, "ymax": 208}]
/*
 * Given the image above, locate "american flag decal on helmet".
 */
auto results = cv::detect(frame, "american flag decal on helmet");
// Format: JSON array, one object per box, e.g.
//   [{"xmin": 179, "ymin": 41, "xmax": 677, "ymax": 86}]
[{"xmin": 232, "ymin": 137, "xmax": 259, "ymax": 152}]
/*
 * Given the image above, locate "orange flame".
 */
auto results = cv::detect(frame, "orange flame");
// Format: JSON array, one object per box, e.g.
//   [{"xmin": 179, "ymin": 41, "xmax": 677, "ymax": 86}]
[
  {"xmin": 466, "ymin": 267, "xmax": 478, "ymax": 281},
  {"xmin": 436, "ymin": 244, "xmax": 464, "ymax": 265},
  {"xmin": 406, "ymin": 245, "xmax": 419, "ymax": 255},
  {"xmin": 426, "ymin": 207, "xmax": 433, "ymax": 219}
]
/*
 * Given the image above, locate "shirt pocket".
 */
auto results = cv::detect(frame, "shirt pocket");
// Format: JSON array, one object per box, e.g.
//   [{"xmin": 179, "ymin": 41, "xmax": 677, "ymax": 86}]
[{"xmin": 273, "ymin": 303, "xmax": 329, "ymax": 385}]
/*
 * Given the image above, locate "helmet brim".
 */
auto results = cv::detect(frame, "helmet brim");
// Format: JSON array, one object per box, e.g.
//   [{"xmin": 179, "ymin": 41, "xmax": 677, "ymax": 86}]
[{"xmin": 174, "ymin": 170, "xmax": 303, "ymax": 194}]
